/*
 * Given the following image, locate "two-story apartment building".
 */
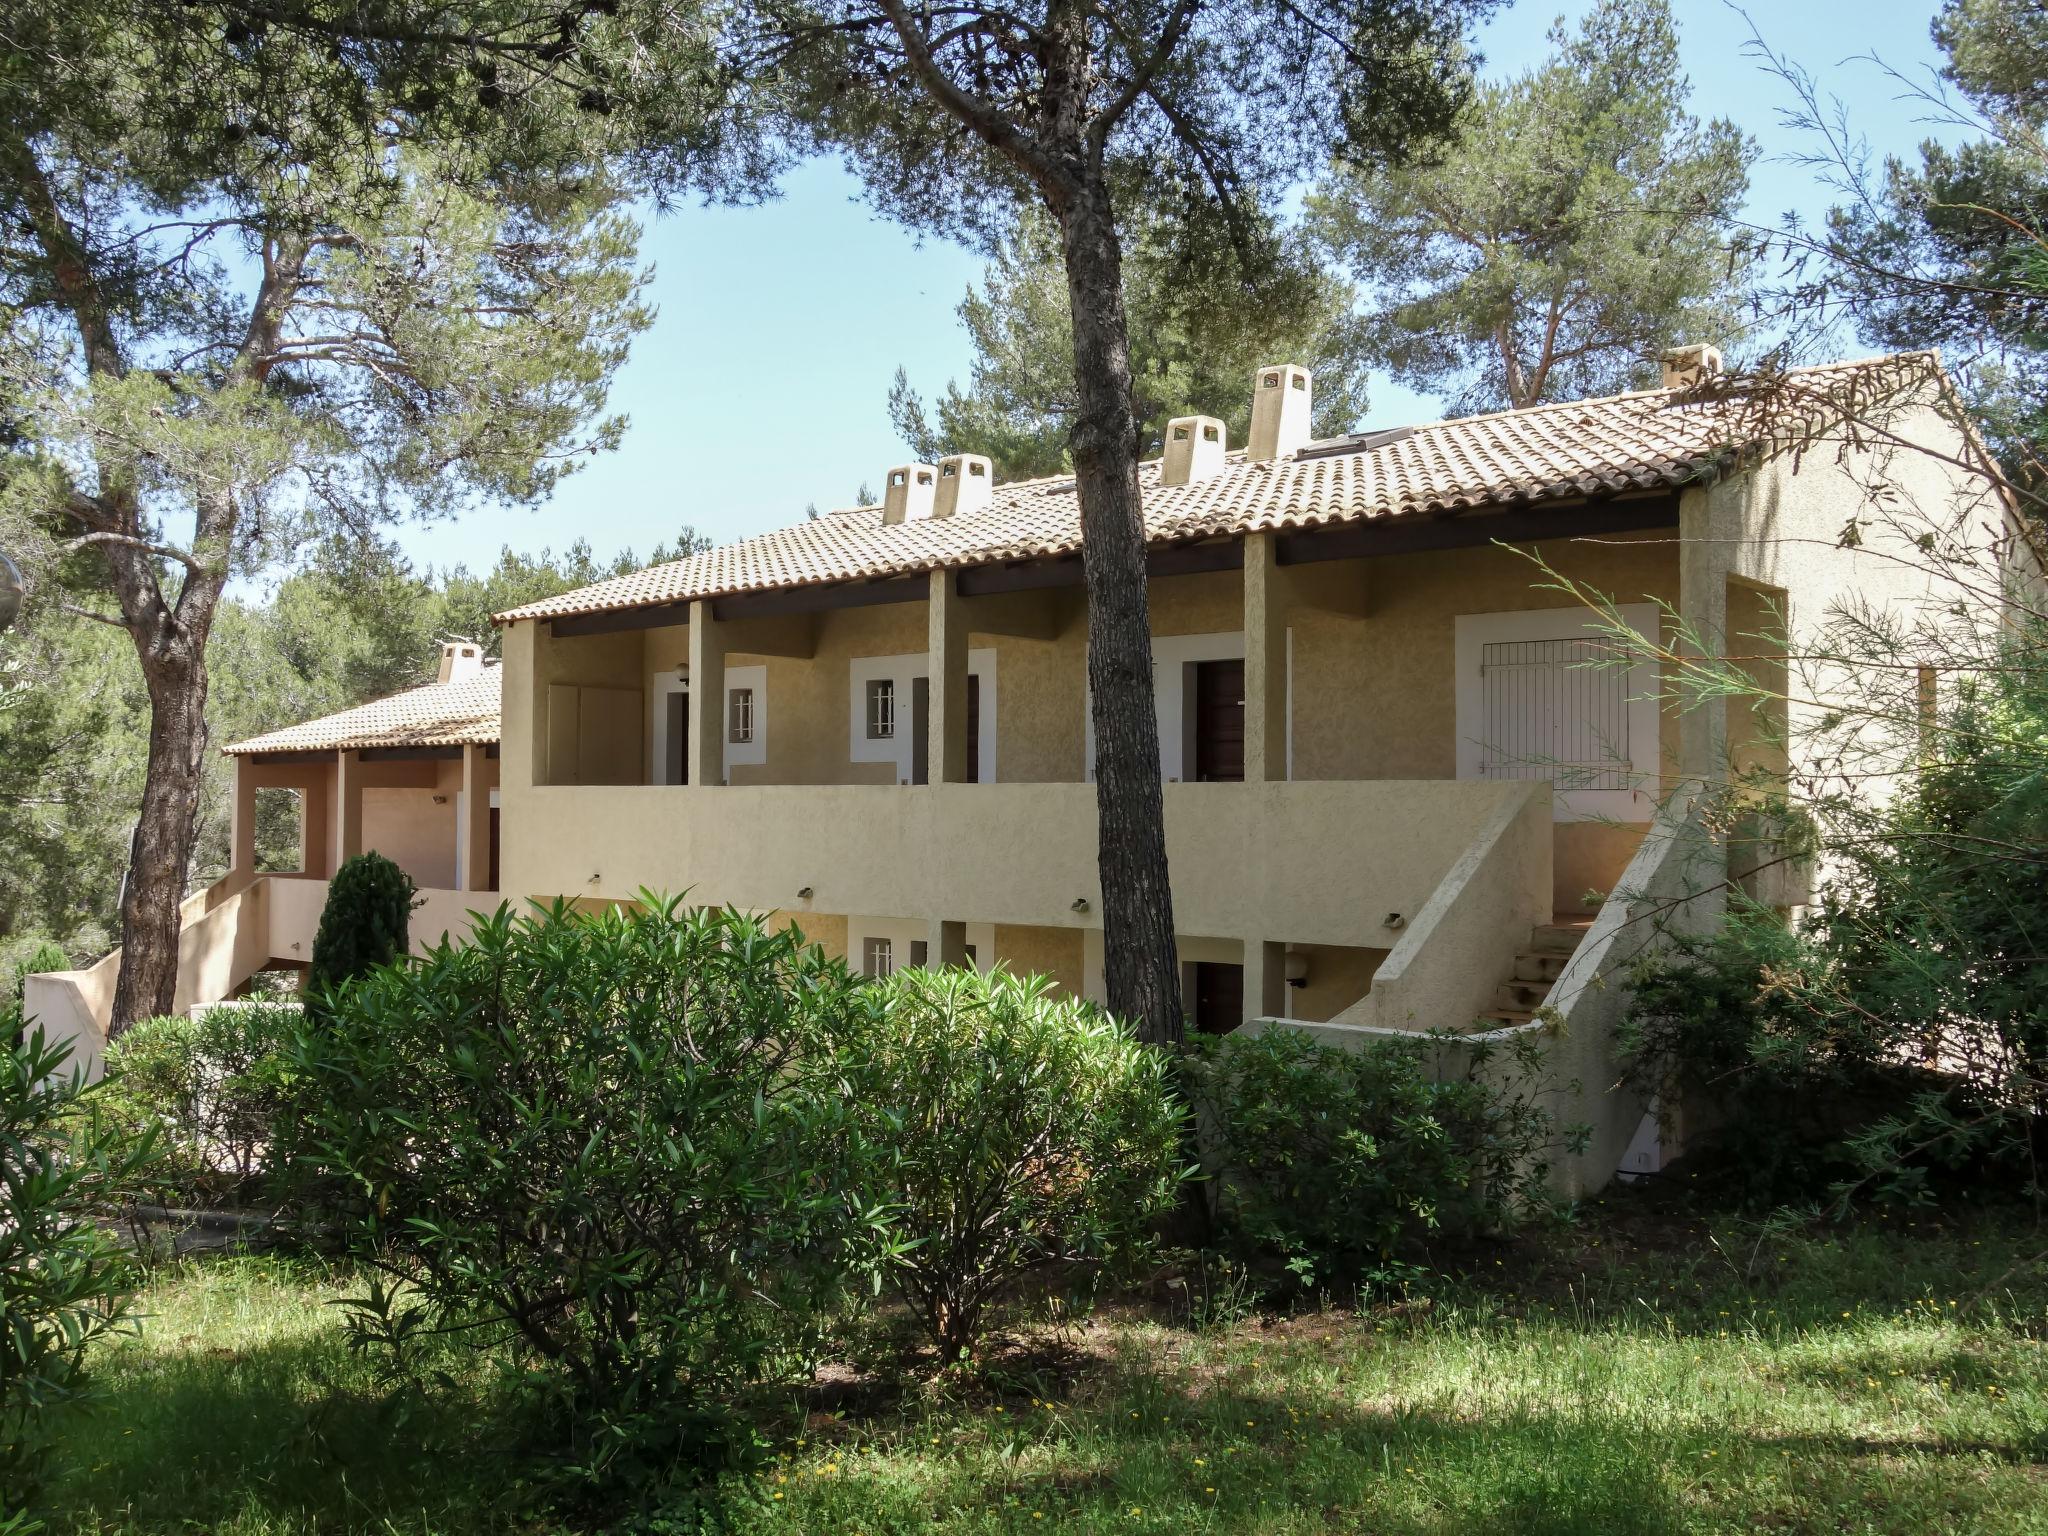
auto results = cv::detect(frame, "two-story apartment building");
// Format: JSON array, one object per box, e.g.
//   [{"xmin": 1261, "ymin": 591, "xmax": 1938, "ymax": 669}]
[{"xmin": 29, "ymin": 346, "xmax": 2018, "ymax": 1188}]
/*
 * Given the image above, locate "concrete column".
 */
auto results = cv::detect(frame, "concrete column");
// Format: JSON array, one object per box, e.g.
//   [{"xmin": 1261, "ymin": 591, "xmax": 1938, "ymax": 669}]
[
  {"xmin": 1241, "ymin": 938, "xmax": 1286, "ymax": 1025},
  {"xmin": 927, "ymin": 568, "xmax": 970, "ymax": 783},
  {"xmin": 927, "ymin": 917, "xmax": 969, "ymax": 970},
  {"xmin": 459, "ymin": 743, "xmax": 493, "ymax": 892},
  {"xmin": 1675, "ymin": 485, "xmax": 1732, "ymax": 931},
  {"xmin": 501, "ymin": 619, "xmax": 542, "ymax": 793},
  {"xmin": 1677, "ymin": 487, "xmax": 1731, "ymax": 795},
  {"xmin": 687, "ymin": 598, "xmax": 726, "ymax": 787},
  {"xmin": 336, "ymin": 750, "xmax": 365, "ymax": 865},
  {"xmin": 229, "ymin": 758, "xmax": 257, "ymax": 882},
  {"xmin": 1243, "ymin": 532, "xmax": 1289, "ymax": 784},
  {"xmin": 301, "ymin": 770, "xmax": 332, "ymax": 877}
]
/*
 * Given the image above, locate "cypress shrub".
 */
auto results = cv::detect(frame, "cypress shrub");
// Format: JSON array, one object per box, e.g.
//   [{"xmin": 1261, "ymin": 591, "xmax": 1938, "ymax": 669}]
[{"xmin": 309, "ymin": 852, "xmax": 416, "ymax": 999}]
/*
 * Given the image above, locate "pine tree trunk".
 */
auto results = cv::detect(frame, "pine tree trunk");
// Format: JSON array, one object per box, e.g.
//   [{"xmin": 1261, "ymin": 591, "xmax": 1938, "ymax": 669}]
[
  {"xmin": 110, "ymin": 618, "xmax": 212, "ymax": 1031},
  {"xmin": 1054, "ymin": 170, "xmax": 1184, "ymax": 1047}
]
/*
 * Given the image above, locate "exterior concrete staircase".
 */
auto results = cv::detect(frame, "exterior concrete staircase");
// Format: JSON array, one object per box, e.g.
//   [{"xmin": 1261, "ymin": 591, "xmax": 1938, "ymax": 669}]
[{"xmin": 1475, "ymin": 918, "xmax": 1596, "ymax": 1028}]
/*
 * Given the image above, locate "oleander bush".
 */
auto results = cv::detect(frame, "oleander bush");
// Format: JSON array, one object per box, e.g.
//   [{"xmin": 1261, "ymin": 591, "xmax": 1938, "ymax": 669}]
[
  {"xmin": 1185, "ymin": 1026, "xmax": 1581, "ymax": 1291},
  {"xmin": 850, "ymin": 967, "xmax": 1185, "ymax": 1362},
  {"xmin": 2, "ymin": 1028, "xmax": 156, "ymax": 1528},
  {"xmin": 287, "ymin": 896, "xmax": 889, "ymax": 1486},
  {"xmin": 98, "ymin": 1003, "xmax": 299, "ymax": 1208}
]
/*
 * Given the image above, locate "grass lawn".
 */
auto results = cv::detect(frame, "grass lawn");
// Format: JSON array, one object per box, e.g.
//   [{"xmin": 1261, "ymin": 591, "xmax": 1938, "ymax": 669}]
[{"xmin": 41, "ymin": 1191, "xmax": 2048, "ymax": 1535}]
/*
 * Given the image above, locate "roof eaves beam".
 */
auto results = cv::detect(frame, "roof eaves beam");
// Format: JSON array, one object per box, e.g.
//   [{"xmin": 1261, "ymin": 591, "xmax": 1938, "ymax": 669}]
[
  {"xmin": 957, "ymin": 539, "xmax": 1243, "ymax": 597},
  {"xmin": 548, "ymin": 600, "xmax": 694, "ymax": 639},
  {"xmin": 710, "ymin": 574, "xmax": 926, "ymax": 621},
  {"xmin": 357, "ymin": 745, "xmax": 467, "ymax": 762},
  {"xmin": 1273, "ymin": 492, "xmax": 1681, "ymax": 567}
]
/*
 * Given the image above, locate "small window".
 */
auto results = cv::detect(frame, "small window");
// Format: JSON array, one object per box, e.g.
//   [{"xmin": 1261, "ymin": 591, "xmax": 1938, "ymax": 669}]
[
  {"xmin": 728, "ymin": 687, "xmax": 755, "ymax": 745},
  {"xmin": 863, "ymin": 937, "xmax": 894, "ymax": 978},
  {"xmin": 866, "ymin": 677, "xmax": 896, "ymax": 740}
]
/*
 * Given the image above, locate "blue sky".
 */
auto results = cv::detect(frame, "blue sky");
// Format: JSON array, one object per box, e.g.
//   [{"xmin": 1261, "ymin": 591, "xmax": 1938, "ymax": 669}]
[{"xmin": 384, "ymin": 0, "xmax": 1963, "ymax": 578}]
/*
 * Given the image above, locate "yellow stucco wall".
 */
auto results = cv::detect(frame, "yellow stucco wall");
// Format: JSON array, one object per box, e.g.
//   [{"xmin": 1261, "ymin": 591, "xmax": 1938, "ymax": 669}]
[
  {"xmin": 1284, "ymin": 943, "xmax": 1387, "ymax": 1023},
  {"xmin": 990, "ymin": 923, "xmax": 1086, "ymax": 996},
  {"xmin": 1286, "ymin": 531, "xmax": 1680, "ymax": 781},
  {"xmin": 761, "ymin": 907, "xmax": 849, "ymax": 962}
]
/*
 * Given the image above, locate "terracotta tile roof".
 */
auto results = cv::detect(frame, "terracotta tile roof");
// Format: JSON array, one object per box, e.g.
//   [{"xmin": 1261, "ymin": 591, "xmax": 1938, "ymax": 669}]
[
  {"xmin": 496, "ymin": 352, "xmax": 1942, "ymax": 625},
  {"xmin": 224, "ymin": 665, "xmax": 501, "ymax": 756}
]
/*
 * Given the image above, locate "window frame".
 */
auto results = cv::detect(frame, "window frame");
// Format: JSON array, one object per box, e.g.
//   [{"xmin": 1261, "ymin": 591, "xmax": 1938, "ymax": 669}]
[
  {"xmin": 728, "ymin": 685, "xmax": 755, "ymax": 745},
  {"xmin": 1453, "ymin": 604, "xmax": 1659, "ymax": 822},
  {"xmin": 865, "ymin": 677, "xmax": 896, "ymax": 740}
]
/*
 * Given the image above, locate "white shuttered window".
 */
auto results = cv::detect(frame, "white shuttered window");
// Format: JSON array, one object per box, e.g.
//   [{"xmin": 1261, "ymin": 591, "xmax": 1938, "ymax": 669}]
[
  {"xmin": 1478, "ymin": 637, "xmax": 1633, "ymax": 791},
  {"xmin": 1455, "ymin": 605, "xmax": 1658, "ymax": 822}
]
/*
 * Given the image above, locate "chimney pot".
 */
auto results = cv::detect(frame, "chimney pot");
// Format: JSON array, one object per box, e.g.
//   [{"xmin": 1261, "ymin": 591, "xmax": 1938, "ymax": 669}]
[
  {"xmin": 1659, "ymin": 343, "xmax": 1723, "ymax": 391},
  {"xmin": 882, "ymin": 463, "xmax": 938, "ymax": 524},
  {"xmin": 932, "ymin": 453, "xmax": 993, "ymax": 519},
  {"xmin": 438, "ymin": 642, "xmax": 483, "ymax": 684},
  {"xmin": 1160, "ymin": 415, "xmax": 1226, "ymax": 487},
  {"xmin": 1248, "ymin": 364, "xmax": 1313, "ymax": 461}
]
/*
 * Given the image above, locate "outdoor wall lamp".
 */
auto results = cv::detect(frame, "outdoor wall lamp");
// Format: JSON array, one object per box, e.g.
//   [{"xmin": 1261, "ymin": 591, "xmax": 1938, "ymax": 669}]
[
  {"xmin": 796, "ymin": 886, "xmax": 814, "ymax": 900},
  {"xmin": 1383, "ymin": 912, "xmax": 1406, "ymax": 930},
  {"xmin": 1070, "ymin": 897, "xmax": 1090, "ymax": 913}
]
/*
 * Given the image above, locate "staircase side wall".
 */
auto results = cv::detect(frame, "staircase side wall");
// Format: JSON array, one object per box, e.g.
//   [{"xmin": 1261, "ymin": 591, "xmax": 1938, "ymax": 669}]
[{"xmin": 1346, "ymin": 780, "xmax": 1552, "ymax": 1033}]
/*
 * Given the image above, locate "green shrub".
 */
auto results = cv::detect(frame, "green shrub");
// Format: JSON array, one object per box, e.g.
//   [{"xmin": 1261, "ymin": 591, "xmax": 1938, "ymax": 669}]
[
  {"xmin": 98, "ymin": 1003, "xmax": 299, "ymax": 1208},
  {"xmin": 851, "ymin": 968, "xmax": 1184, "ymax": 1363},
  {"xmin": 309, "ymin": 852, "xmax": 416, "ymax": 999},
  {"xmin": 288, "ymin": 897, "xmax": 888, "ymax": 1485},
  {"xmin": 1618, "ymin": 913, "xmax": 1992, "ymax": 1208},
  {"xmin": 1185, "ymin": 1027, "xmax": 1579, "ymax": 1291},
  {"xmin": 2, "ymin": 1028, "xmax": 156, "ymax": 1525}
]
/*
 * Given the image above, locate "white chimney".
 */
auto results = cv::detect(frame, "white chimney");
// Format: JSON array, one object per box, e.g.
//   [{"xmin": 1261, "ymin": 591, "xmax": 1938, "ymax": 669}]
[
  {"xmin": 438, "ymin": 641, "xmax": 484, "ymax": 684},
  {"xmin": 932, "ymin": 453, "xmax": 993, "ymax": 519},
  {"xmin": 1160, "ymin": 415, "xmax": 1226, "ymax": 488},
  {"xmin": 882, "ymin": 463, "xmax": 938, "ymax": 525},
  {"xmin": 1659, "ymin": 344, "xmax": 1723, "ymax": 391},
  {"xmin": 1248, "ymin": 364, "xmax": 1312, "ymax": 461}
]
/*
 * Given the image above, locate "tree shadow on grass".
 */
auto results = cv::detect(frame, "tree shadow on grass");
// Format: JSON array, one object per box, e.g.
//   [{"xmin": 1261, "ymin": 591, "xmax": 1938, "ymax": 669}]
[
  {"xmin": 44, "ymin": 1325, "xmax": 537, "ymax": 1535},
  {"xmin": 716, "ymin": 1353, "xmax": 2048, "ymax": 1536}
]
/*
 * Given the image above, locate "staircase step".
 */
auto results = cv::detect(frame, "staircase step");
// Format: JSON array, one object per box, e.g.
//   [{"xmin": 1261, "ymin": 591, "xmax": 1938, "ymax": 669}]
[
  {"xmin": 1495, "ymin": 978, "xmax": 1552, "ymax": 1011},
  {"xmin": 1528, "ymin": 921, "xmax": 1595, "ymax": 955},
  {"xmin": 1512, "ymin": 951, "xmax": 1569, "ymax": 983},
  {"xmin": 1477, "ymin": 1007, "xmax": 1541, "ymax": 1027}
]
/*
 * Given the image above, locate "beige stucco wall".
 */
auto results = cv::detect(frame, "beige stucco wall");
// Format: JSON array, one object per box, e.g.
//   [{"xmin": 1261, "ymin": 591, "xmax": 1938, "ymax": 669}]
[
  {"xmin": 1688, "ymin": 397, "xmax": 2015, "ymax": 806},
  {"xmin": 363, "ymin": 787, "xmax": 455, "ymax": 889},
  {"xmin": 1282, "ymin": 943, "xmax": 1386, "ymax": 1023},
  {"xmin": 499, "ymin": 777, "xmax": 1534, "ymax": 959}
]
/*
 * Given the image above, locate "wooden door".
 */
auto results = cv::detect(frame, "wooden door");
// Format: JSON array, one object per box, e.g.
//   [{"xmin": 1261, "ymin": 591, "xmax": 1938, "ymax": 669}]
[
  {"xmin": 966, "ymin": 674, "xmax": 981, "ymax": 783},
  {"xmin": 1193, "ymin": 658, "xmax": 1245, "ymax": 782},
  {"xmin": 1192, "ymin": 961, "xmax": 1245, "ymax": 1035},
  {"xmin": 664, "ymin": 690, "xmax": 687, "ymax": 786},
  {"xmin": 910, "ymin": 676, "xmax": 930, "ymax": 785}
]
